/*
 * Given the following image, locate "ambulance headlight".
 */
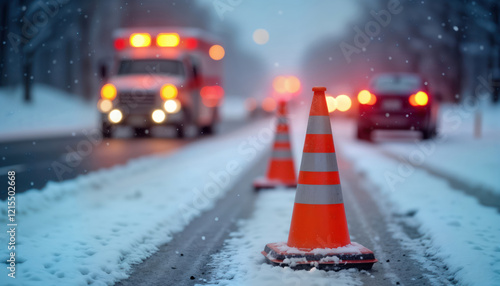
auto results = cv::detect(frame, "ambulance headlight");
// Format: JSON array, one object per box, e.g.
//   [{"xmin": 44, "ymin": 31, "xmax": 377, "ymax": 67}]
[
  {"xmin": 98, "ymin": 99, "xmax": 113, "ymax": 113},
  {"xmin": 152, "ymin": 109, "xmax": 166, "ymax": 123},
  {"xmin": 109, "ymin": 109, "xmax": 123, "ymax": 124},
  {"xmin": 164, "ymin": 99, "xmax": 181, "ymax": 114}
]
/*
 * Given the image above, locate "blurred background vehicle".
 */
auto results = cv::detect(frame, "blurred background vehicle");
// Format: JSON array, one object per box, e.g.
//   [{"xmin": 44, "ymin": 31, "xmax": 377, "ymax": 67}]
[
  {"xmin": 356, "ymin": 73, "xmax": 438, "ymax": 141},
  {"xmin": 99, "ymin": 28, "xmax": 224, "ymax": 138}
]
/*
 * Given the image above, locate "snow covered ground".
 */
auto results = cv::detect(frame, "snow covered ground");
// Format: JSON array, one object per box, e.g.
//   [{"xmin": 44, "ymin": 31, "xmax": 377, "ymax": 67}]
[
  {"xmin": 206, "ymin": 190, "xmax": 364, "ymax": 286},
  {"xmin": 0, "ymin": 85, "xmax": 98, "ymax": 142},
  {"xmin": 374, "ymin": 103, "xmax": 500, "ymax": 195},
  {"xmin": 331, "ymin": 103, "xmax": 500, "ymax": 285},
  {"xmin": 0, "ymin": 119, "xmax": 272, "ymax": 286},
  {"xmin": 207, "ymin": 102, "xmax": 500, "ymax": 285},
  {"xmin": 1, "ymin": 93, "xmax": 498, "ymax": 285}
]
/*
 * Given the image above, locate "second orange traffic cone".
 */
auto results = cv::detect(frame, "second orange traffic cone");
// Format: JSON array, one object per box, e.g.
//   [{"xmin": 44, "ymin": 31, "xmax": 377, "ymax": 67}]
[
  {"xmin": 261, "ymin": 87, "xmax": 377, "ymax": 270},
  {"xmin": 253, "ymin": 100, "xmax": 297, "ymax": 190}
]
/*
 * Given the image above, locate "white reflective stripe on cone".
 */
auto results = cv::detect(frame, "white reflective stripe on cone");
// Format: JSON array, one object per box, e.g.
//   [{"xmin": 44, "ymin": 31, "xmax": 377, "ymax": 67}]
[
  {"xmin": 299, "ymin": 152, "xmax": 338, "ymax": 172},
  {"xmin": 277, "ymin": 117, "xmax": 288, "ymax": 124},
  {"xmin": 306, "ymin": 116, "xmax": 332, "ymax": 134},
  {"xmin": 295, "ymin": 184, "xmax": 343, "ymax": 204},
  {"xmin": 275, "ymin": 133, "xmax": 290, "ymax": 142},
  {"xmin": 271, "ymin": 149, "xmax": 293, "ymax": 159}
]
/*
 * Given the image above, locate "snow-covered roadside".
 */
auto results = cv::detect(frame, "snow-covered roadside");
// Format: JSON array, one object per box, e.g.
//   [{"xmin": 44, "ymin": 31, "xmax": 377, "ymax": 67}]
[
  {"xmin": 0, "ymin": 118, "xmax": 272, "ymax": 286},
  {"xmin": 333, "ymin": 120, "xmax": 500, "ymax": 285},
  {"xmin": 221, "ymin": 96, "xmax": 248, "ymax": 121},
  {"xmin": 0, "ymin": 85, "xmax": 98, "ymax": 142},
  {"xmin": 206, "ymin": 190, "xmax": 363, "ymax": 286},
  {"xmin": 376, "ymin": 103, "xmax": 500, "ymax": 194}
]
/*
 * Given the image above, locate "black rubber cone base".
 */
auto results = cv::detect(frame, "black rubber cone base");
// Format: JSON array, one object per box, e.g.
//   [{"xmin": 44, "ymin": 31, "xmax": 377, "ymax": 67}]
[{"xmin": 262, "ymin": 242, "xmax": 377, "ymax": 271}]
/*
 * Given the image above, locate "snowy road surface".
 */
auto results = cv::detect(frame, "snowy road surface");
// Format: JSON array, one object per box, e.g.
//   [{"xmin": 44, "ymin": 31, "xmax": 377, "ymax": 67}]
[
  {"xmin": 0, "ymin": 103, "xmax": 499, "ymax": 286},
  {"xmin": 0, "ymin": 119, "xmax": 247, "ymax": 200}
]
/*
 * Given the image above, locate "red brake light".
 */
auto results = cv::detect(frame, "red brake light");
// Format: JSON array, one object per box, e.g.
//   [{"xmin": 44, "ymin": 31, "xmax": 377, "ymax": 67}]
[
  {"xmin": 357, "ymin": 90, "xmax": 376, "ymax": 105},
  {"xmin": 409, "ymin": 91, "xmax": 428, "ymax": 106}
]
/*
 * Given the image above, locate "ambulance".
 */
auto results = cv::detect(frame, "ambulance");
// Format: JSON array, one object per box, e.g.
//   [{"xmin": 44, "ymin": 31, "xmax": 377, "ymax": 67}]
[{"xmin": 97, "ymin": 27, "xmax": 225, "ymax": 138}]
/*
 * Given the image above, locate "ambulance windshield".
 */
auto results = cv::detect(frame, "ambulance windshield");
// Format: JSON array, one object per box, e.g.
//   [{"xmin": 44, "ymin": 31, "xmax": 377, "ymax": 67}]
[{"xmin": 118, "ymin": 59, "xmax": 185, "ymax": 77}]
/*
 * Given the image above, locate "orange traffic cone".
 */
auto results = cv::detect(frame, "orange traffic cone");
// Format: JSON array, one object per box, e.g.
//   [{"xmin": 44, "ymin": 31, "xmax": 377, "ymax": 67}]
[
  {"xmin": 253, "ymin": 100, "xmax": 297, "ymax": 190},
  {"xmin": 261, "ymin": 87, "xmax": 377, "ymax": 270}
]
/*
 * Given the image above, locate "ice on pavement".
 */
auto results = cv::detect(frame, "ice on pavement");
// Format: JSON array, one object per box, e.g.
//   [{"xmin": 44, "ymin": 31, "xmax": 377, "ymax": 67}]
[
  {"xmin": 206, "ymin": 190, "xmax": 363, "ymax": 286},
  {"xmin": 0, "ymin": 85, "xmax": 98, "ymax": 142},
  {"xmin": 0, "ymin": 119, "xmax": 272, "ymax": 286}
]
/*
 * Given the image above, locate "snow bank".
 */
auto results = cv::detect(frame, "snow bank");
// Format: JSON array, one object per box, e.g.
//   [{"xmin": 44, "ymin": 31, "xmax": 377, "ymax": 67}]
[
  {"xmin": 220, "ymin": 96, "xmax": 248, "ymax": 120},
  {"xmin": 206, "ymin": 190, "xmax": 363, "ymax": 286},
  {"xmin": 333, "ymin": 119, "xmax": 500, "ymax": 286},
  {"xmin": 0, "ymin": 119, "xmax": 271, "ymax": 286},
  {"xmin": 378, "ymin": 103, "xmax": 500, "ymax": 195},
  {"xmin": 0, "ymin": 85, "xmax": 98, "ymax": 142}
]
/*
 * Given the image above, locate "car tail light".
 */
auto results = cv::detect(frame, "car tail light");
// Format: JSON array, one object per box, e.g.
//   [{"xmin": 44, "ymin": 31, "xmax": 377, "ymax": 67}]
[
  {"xmin": 409, "ymin": 91, "xmax": 428, "ymax": 106},
  {"xmin": 157, "ymin": 33, "xmax": 180, "ymax": 47},
  {"xmin": 129, "ymin": 33, "xmax": 151, "ymax": 47},
  {"xmin": 357, "ymin": 90, "xmax": 376, "ymax": 105},
  {"xmin": 161, "ymin": 84, "xmax": 178, "ymax": 100},
  {"xmin": 101, "ymin": 83, "xmax": 117, "ymax": 100}
]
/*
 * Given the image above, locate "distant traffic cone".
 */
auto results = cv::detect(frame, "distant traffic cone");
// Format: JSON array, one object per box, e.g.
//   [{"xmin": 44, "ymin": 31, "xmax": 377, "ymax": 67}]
[
  {"xmin": 261, "ymin": 87, "xmax": 377, "ymax": 270},
  {"xmin": 253, "ymin": 100, "xmax": 297, "ymax": 190}
]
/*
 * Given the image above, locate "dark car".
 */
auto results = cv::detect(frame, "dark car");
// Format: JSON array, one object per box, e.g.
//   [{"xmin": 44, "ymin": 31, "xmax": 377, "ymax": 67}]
[{"xmin": 356, "ymin": 73, "xmax": 438, "ymax": 141}]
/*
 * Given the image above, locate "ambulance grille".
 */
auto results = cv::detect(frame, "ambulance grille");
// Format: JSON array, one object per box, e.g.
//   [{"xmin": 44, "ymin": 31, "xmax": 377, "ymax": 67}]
[{"xmin": 117, "ymin": 91, "xmax": 157, "ymax": 108}]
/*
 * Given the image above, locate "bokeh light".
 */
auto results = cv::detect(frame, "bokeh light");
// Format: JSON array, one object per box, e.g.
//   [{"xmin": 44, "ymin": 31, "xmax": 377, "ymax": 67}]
[
  {"xmin": 335, "ymin": 95, "xmax": 352, "ymax": 112},
  {"xmin": 415, "ymin": 91, "xmax": 429, "ymax": 106},
  {"xmin": 273, "ymin": 76, "xmax": 301, "ymax": 94},
  {"xmin": 262, "ymin": 97, "xmax": 277, "ymax": 112},
  {"xmin": 129, "ymin": 33, "xmax": 151, "ymax": 47},
  {"xmin": 326, "ymin": 95, "xmax": 337, "ymax": 113},
  {"xmin": 209, "ymin": 45, "xmax": 225, "ymax": 60},
  {"xmin": 157, "ymin": 33, "xmax": 180, "ymax": 47},
  {"xmin": 152, "ymin": 109, "xmax": 166, "ymax": 123},
  {"xmin": 285, "ymin": 76, "xmax": 301, "ymax": 93},
  {"xmin": 253, "ymin": 29, "xmax": 269, "ymax": 45},
  {"xmin": 101, "ymin": 83, "xmax": 117, "ymax": 100}
]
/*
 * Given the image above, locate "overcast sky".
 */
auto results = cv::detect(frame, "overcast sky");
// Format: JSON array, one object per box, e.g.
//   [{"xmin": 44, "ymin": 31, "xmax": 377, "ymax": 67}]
[{"xmin": 200, "ymin": 0, "xmax": 360, "ymax": 76}]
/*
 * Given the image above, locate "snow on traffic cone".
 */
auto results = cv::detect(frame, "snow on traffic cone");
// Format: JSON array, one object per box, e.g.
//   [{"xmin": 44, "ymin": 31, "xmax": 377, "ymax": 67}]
[
  {"xmin": 261, "ymin": 87, "xmax": 377, "ymax": 270},
  {"xmin": 253, "ymin": 100, "xmax": 297, "ymax": 190}
]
